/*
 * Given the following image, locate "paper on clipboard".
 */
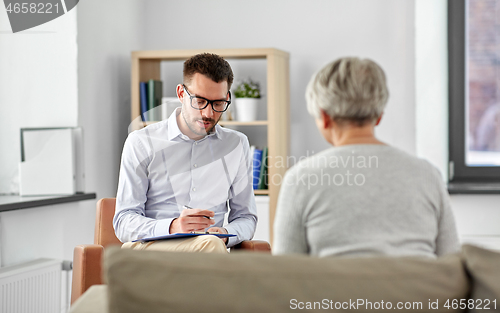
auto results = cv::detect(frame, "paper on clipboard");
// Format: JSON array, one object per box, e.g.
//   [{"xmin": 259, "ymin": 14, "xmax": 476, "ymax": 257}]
[{"xmin": 132, "ymin": 233, "xmax": 236, "ymax": 243}]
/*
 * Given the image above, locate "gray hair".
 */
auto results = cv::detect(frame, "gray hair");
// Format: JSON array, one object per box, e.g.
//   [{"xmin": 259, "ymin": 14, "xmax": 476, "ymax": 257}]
[{"xmin": 306, "ymin": 57, "xmax": 389, "ymax": 125}]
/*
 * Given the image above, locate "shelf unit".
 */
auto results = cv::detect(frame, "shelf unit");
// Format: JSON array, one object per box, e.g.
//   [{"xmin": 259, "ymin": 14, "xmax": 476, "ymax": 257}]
[{"xmin": 131, "ymin": 48, "xmax": 289, "ymax": 242}]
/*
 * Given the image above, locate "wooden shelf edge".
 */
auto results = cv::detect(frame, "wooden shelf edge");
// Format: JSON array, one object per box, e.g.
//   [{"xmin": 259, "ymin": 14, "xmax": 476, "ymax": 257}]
[
  {"xmin": 220, "ymin": 120, "xmax": 268, "ymax": 126},
  {"xmin": 132, "ymin": 48, "xmax": 289, "ymax": 60},
  {"xmin": 253, "ymin": 190, "xmax": 269, "ymax": 195}
]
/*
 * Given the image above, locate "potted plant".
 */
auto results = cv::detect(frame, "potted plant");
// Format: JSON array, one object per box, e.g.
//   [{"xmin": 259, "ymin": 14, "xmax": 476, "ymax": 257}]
[{"xmin": 233, "ymin": 78, "xmax": 261, "ymax": 122}]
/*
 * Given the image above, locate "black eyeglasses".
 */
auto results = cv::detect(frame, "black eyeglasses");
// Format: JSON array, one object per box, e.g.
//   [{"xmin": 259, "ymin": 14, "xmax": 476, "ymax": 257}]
[{"xmin": 182, "ymin": 84, "xmax": 231, "ymax": 113}]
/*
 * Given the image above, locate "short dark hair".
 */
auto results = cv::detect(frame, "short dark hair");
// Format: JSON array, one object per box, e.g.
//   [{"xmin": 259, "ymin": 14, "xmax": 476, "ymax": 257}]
[{"xmin": 183, "ymin": 53, "xmax": 234, "ymax": 90}]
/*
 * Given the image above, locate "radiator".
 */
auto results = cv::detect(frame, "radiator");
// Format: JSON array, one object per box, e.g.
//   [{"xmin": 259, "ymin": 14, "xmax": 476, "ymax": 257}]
[{"xmin": 0, "ymin": 259, "xmax": 62, "ymax": 313}]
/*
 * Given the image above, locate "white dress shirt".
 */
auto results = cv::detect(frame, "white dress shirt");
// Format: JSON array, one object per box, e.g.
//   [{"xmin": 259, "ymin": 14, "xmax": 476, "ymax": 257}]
[{"xmin": 114, "ymin": 108, "xmax": 257, "ymax": 247}]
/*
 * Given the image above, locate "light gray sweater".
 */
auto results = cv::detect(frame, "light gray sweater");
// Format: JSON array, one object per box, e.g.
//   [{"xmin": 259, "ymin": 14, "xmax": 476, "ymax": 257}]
[{"xmin": 273, "ymin": 145, "xmax": 460, "ymax": 258}]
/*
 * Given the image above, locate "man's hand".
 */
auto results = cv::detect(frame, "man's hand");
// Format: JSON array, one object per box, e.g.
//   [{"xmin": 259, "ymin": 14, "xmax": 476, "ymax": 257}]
[
  {"xmin": 207, "ymin": 226, "xmax": 229, "ymax": 244},
  {"xmin": 170, "ymin": 208, "xmax": 215, "ymax": 233}
]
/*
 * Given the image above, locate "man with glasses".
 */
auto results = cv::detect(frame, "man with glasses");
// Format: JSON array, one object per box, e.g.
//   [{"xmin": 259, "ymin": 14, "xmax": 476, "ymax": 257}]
[{"xmin": 114, "ymin": 53, "xmax": 257, "ymax": 253}]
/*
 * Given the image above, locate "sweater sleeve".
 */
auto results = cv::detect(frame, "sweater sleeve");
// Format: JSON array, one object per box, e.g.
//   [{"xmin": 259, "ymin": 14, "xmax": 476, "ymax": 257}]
[
  {"xmin": 272, "ymin": 166, "xmax": 309, "ymax": 255},
  {"xmin": 434, "ymin": 171, "xmax": 461, "ymax": 256}
]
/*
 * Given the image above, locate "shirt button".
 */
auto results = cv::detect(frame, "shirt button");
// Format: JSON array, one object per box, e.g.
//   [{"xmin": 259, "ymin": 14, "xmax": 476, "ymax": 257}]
[
  {"xmin": 194, "ymin": 164, "xmax": 198, "ymax": 168},
  {"xmin": 192, "ymin": 187, "xmax": 196, "ymax": 192},
  {"xmin": 195, "ymin": 142, "xmax": 198, "ymax": 145}
]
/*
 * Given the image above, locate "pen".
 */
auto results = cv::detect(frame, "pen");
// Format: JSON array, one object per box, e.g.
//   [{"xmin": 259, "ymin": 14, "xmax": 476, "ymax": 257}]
[{"xmin": 183, "ymin": 205, "xmax": 214, "ymax": 219}]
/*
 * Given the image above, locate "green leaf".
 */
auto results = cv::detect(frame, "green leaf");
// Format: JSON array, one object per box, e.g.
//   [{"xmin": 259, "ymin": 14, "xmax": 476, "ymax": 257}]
[{"xmin": 233, "ymin": 78, "xmax": 261, "ymax": 98}]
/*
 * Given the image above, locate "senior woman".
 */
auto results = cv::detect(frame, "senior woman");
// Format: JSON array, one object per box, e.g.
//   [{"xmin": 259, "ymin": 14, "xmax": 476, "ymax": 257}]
[{"xmin": 273, "ymin": 57, "xmax": 459, "ymax": 258}]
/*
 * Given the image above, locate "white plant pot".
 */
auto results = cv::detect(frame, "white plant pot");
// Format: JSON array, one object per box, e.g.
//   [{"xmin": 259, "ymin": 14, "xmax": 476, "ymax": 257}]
[{"xmin": 235, "ymin": 98, "xmax": 259, "ymax": 122}]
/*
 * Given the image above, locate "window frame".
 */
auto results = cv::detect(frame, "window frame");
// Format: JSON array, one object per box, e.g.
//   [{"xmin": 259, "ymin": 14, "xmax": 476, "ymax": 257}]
[{"xmin": 448, "ymin": 0, "xmax": 500, "ymax": 189}]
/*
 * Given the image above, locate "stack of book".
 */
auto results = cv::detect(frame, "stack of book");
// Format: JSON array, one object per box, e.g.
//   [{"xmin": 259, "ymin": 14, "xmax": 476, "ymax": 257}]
[
  {"xmin": 251, "ymin": 146, "xmax": 268, "ymax": 190},
  {"xmin": 140, "ymin": 79, "xmax": 163, "ymax": 122}
]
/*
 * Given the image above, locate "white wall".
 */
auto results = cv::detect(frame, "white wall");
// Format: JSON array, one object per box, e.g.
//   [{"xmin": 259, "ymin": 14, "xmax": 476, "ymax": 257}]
[
  {"xmin": 140, "ymin": 0, "xmax": 417, "ymax": 246},
  {"xmin": 0, "ymin": 0, "xmax": 144, "ymax": 268},
  {"xmin": 1, "ymin": 0, "xmax": 499, "ymax": 269},
  {"xmin": 0, "ymin": 6, "xmax": 78, "ymax": 194},
  {"xmin": 415, "ymin": 0, "xmax": 500, "ymax": 250},
  {"xmin": 77, "ymin": 0, "xmax": 144, "ymax": 200},
  {"xmin": 143, "ymin": 0, "xmax": 417, "ymax": 159},
  {"xmin": 146, "ymin": 0, "xmax": 500, "ymax": 248},
  {"xmin": 415, "ymin": 0, "xmax": 448, "ymax": 176},
  {"xmin": 0, "ymin": 8, "xmax": 85, "ymax": 267}
]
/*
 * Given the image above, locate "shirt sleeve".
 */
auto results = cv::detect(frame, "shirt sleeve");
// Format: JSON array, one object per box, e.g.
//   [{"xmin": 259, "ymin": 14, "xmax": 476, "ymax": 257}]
[
  {"xmin": 113, "ymin": 133, "xmax": 174, "ymax": 243},
  {"xmin": 224, "ymin": 136, "xmax": 258, "ymax": 248},
  {"xmin": 272, "ymin": 166, "xmax": 309, "ymax": 255}
]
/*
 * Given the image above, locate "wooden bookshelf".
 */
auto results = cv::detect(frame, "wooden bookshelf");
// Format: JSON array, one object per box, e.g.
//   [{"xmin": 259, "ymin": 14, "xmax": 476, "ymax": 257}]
[
  {"xmin": 253, "ymin": 189, "xmax": 270, "ymax": 195},
  {"xmin": 131, "ymin": 48, "xmax": 289, "ymax": 243}
]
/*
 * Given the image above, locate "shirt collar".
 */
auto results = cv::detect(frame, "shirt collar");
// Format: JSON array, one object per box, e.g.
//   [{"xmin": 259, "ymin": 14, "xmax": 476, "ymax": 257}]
[{"xmin": 167, "ymin": 107, "xmax": 222, "ymax": 141}]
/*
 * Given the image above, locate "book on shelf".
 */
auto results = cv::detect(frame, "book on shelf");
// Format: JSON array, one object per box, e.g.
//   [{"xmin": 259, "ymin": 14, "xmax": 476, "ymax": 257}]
[
  {"xmin": 258, "ymin": 146, "xmax": 268, "ymax": 190},
  {"xmin": 140, "ymin": 82, "xmax": 149, "ymax": 122},
  {"xmin": 250, "ymin": 146, "xmax": 269, "ymax": 190},
  {"xmin": 252, "ymin": 147, "xmax": 263, "ymax": 190},
  {"xmin": 148, "ymin": 79, "xmax": 163, "ymax": 121}
]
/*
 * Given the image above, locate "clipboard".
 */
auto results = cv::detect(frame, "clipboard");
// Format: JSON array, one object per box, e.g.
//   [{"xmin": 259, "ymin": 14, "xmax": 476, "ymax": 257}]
[{"xmin": 132, "ymin": 233, "xmax": 236, "ymax": 243}]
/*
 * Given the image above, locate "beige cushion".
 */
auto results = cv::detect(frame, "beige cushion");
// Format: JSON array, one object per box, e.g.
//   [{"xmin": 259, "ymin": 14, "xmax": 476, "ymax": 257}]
[
  {"xmin": 104, "ymin": 247, "xmax": 469, "ymax": 313},
  {"xmin": 462, "ymin": 244, "xmax": 500, "ymax": 312},
  {"xmin": 69, "ymin": 285, "xmax": 108, "ymax": 313}
]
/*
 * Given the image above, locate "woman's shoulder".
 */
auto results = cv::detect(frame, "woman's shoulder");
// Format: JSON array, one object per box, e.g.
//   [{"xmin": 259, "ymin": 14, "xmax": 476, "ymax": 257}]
[{"xmin": 290, "ymin": 144, "xmax": 443, "ymax": 179}]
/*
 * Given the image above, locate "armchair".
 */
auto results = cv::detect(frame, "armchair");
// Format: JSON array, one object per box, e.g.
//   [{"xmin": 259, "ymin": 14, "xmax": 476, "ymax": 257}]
[{"xmin": 71, "ymin": 198, "xmax": 271, "ymax": 304}]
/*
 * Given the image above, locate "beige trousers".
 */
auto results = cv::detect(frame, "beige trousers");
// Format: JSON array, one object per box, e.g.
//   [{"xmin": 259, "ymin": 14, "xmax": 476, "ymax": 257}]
[{"xmin": 121, "ymin": 235, "xmax": 229, "ymax": 254}]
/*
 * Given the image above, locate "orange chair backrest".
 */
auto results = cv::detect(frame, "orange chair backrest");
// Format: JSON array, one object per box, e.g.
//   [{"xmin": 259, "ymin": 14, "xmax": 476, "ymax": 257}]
[{"xmin": 94, "ymin": 198, "xmax": 123, "ymax": 247}]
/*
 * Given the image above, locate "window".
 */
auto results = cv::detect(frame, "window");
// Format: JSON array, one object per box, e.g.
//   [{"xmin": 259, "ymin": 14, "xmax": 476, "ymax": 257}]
[{"xmin": 448, "ymin": 0, "xmax": 500, "ymax": 192}]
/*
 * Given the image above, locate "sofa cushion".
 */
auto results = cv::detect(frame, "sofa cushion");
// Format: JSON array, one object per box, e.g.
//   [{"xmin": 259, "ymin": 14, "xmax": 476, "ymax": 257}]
[
  {"xmin": 462, "ymin": 244, "xmax": 500, "ymax": 312},
  {"xmin": 104, "ymin": 247, "xmax": 469, "ymax": 313},
  {"xmin": 69, "ymin": 285, "xmax": 108, "ymax": 313}
]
